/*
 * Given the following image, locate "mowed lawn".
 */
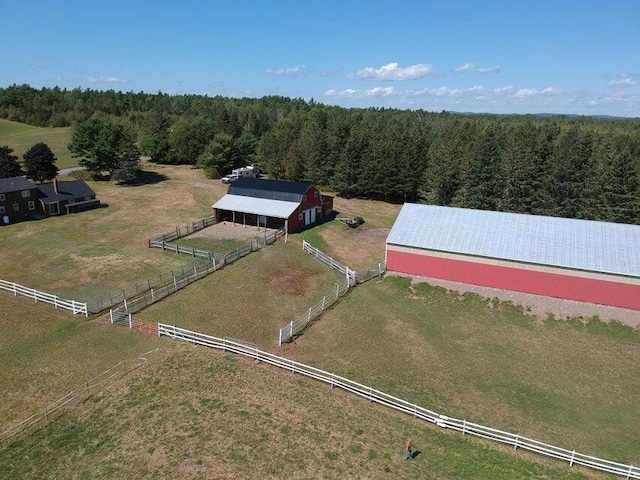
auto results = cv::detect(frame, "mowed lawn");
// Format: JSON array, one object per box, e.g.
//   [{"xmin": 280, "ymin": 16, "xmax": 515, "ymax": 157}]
[
  {"xmin": 0, "ymin": 294, "xmax": 163, "ymax": 428},
  {"xmin": 0, "ymin": 344, "xmax": 602, "ymax": 480},
  {"xmin": 0, "ymin": 119, "xmax": 76, "ymax": 169},
  {"xmin": 0, "ymin": 164, "xmax": 226, "ymax": 301},
  {"xmin": 282, "ymin": 277, "xmax": 640, "ymax": 466},
  {"xmin": 137, "ymin": 241, "xmax": 346, "ymax": 348}
]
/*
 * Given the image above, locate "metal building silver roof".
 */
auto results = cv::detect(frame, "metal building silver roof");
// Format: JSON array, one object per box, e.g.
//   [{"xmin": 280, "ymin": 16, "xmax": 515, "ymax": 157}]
[
  {"xmin": 386, "ymin": 204, "xmax": 640, "ymax": 278},
  {"xmin": 212, "ymin": 194, "xmax": 299, "ymax": 219}
]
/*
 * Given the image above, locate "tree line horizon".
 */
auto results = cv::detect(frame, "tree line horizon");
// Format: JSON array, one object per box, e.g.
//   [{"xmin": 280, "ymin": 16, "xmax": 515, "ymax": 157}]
[{"xmin": 1, "ymin": 84, "xmax": 639, "ymax": 224}]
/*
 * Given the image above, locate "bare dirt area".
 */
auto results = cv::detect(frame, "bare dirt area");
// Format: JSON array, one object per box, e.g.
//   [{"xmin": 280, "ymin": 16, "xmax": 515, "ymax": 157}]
[
  {"xmin": 188, "ymin": 222, "xmax": 279, "ymax": 241},
  {"xmin": 397, "ymin": 273, "xmax": 640, "ymax": 329}
]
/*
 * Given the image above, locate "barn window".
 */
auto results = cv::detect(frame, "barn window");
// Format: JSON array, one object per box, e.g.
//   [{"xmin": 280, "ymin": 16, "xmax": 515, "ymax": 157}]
[
  {"xmin": 0, "ymin": 193, "xmax": 5, "ymax": 201},
  {"xmin": 314, "ymin": 191, "xmax": 318, "ymax": 198},
  {"xmin": 0, "ymin": 206, "xmax": 4, "ymax": 213},
  {"xmin": 303, "ymin": 194, "xmax": 307, "ymax": 201},
  {"xmin": 28, "ymin": 201, "xmax": 35, "ymax": 210},
  {"xmin": 298, "ymin": 213, "xmax": 303, "ymax": 220},
  {"xmin": 21, "ymin": 190, "xmax": 30, "ymax": 198}
]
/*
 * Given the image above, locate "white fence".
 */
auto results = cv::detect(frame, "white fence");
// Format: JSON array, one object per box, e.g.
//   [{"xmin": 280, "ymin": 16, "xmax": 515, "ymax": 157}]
[
  {"xmin": 0, "ymin": 279, "xmax": 88, "ymax": 317},
  {"xmin": 158, "ymin": 324, "xmax": 640, "ymax": 479},
  {"xmin": 278, "ymin": 281, "xmax": 350, "ymax": 344},
  {"xmin": 148, "ymin": 240, "xmax": 217, "ymax": 261},
  {"xmin": 0, "ymin": 360, "xmax": 128, "ymax": 442},
  {"xmin": 302, "ymin": 240, "xmax": 356, "ymax": 286}
]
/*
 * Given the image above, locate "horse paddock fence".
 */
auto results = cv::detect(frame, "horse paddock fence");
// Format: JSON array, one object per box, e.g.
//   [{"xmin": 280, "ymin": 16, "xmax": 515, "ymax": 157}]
[
  {"xmin": 0, "ymin": 279, "xmax": 88, "ymax": 317},
  {"xmin": 157, "ymin": 323, "xmax": 640, "ymax": 480}
]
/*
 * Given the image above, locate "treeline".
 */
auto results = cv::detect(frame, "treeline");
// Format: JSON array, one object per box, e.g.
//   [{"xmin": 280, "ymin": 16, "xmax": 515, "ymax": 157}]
[{"xmin": 1, "ymin": 84, "xmax": 639, "ymax": 224}]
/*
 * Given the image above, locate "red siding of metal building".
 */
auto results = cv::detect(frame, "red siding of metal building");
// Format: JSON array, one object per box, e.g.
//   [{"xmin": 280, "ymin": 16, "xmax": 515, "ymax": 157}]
[{"xmin": 386, "ymin": 249, "xmax": 640, "ymax": 310}]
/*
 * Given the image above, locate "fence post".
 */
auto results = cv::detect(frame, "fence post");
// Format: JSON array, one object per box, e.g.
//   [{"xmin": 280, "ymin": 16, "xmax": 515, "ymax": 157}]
[
  {"xmin": 110, "ymin": 309, "xmax": 113, "ymax": 324},
  {"xmin": 462, "ymin": 419, "xmax": 467, "ymax": 435},
  {"xmin": 54, "ymin": 295, "xmax": 58, "ymax": 309},
  {"xmin": 307, "ymin": 307, "xmax": 312, "ymax": 321},
  {"xmin": 173, "ymin": 274, "xmax": 177, "ymax": 290},
  {"xmin": 514, "ymin": 434, "xmax": 519, "ymax": 450},
  {"xmin": 151, "ymin": 289, "xmax": 155, "ymax": 303},
  {"xmin": 322, "ymin": 296, "xmax": 326, "ymax": 311},
  {"xmin": 279, "ymin": 328, "xmax": 282, "ymax": 346},
  {"xmin": 128, "ymin": 313, "xmax": 132, "ymax": 329},
  {"xmin": 570, "ymin": 450, "xmax": 575, "ymax": 467}
]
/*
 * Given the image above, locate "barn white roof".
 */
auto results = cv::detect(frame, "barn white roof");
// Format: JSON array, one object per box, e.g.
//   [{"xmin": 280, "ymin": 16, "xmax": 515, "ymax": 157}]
[
  {"xmin": 386, "ymin": 204, "xmax": 640, "ymax": 278},
  {"xmin": 212, "ymin": 194, "xmax": 299, "ymax": 219}
]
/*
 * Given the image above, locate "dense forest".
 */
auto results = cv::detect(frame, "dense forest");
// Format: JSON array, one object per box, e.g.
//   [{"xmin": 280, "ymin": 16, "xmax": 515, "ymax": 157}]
[{"xmin": 1, "ymin": 84, "xmax": 639, "ymax": 224}]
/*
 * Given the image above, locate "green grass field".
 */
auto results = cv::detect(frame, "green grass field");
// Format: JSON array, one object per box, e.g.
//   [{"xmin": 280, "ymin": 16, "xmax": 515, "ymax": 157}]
[
  {"xmin": 0, "ymin": 119, "xmax": 76, "ymax": 169},
  {"xmin": 0, "ymin": 163, "xmax": 636, "ymax": 479}
]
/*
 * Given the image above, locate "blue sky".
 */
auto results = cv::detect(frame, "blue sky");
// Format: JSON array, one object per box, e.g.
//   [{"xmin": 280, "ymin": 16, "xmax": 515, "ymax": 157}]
[{"xmin": 2, "ymin": 0, "xmax": 639, "ymax": 116}]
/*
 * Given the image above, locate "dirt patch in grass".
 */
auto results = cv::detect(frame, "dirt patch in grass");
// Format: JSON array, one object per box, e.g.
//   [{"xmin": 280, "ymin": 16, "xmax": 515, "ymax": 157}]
[{"xmin": 189, "ymin": 222, "xmax": 279, "ymax": 241}]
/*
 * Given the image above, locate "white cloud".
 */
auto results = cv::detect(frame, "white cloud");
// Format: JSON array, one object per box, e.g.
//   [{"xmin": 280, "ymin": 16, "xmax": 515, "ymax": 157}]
[
  {"xmin": 477, "ymin": 65, "xmax": 501, "ymax": 74},
  {"xmin": 455, "ymin": 62, "xmax": 476, "ymax": 72},
  {"xmin": 265, "ymin": 65, "xmax": 307, "ymax": 76},
  {"xmin": 349, "ymin": 62, "xmax": 434, "ymax": 81},
  {"xmin": 325, "ymin": 86, "xmax": 397, "ymax": 98},
  {"xmin": 493, "ymin": 86, "xmax": 514, "ymax": 94},
  {"xmin": 608, "ymin": 74, "xmax": 637, "ymax": 88},
  {"xmin": 87, "ymin": 76, "xmax": 126, "ymax": 83},
  {"xmin": 513, "ymin": 87, "xmax": 563, "ymax": 97}
]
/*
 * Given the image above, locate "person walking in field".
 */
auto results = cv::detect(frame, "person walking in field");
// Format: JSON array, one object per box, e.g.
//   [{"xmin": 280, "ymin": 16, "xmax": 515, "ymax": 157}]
[{"xmin": 405, "ymin": 438, "xmax": 413, "ymax": 459}]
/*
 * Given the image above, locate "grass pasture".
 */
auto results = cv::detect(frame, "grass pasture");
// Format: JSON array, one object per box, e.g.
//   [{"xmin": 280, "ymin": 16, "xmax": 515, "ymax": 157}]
[
  {"xmin": 283, "ymin": 277, "xmax": 640, "ymax": 466},
  {"xmin": 0, "ymin": 119, "xmax": 75, "ymax": 169},
  {"xmin": 0, "ymin": 163, "xmax": 637, "ymax": 478},
  {"xmin": 0, "ymin": 344, "xmax": 600, "ymax": 480}
]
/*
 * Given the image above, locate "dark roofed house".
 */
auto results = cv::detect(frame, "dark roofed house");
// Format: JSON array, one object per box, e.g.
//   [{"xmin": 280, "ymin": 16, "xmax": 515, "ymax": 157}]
[
  {"xmin": 37, "ymin": 179, "xmax": 100, "ymax": 216},
  {"xmin": 0, "ymin": 176, "xmax": 101, "ymax": 225},
  {"xmin": 0, "ymin": 177, "xmax": 41, "ymax": 224},
  {"xmin": 212, "ymin": 177, "xmax": 333, "ymax": 234}
]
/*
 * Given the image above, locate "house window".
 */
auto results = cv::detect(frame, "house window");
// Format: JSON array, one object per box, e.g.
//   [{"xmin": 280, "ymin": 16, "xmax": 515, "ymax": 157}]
[
  {"xmin": 0, "ymin": 206, "xmax": 4, "ymax": 213},
  {"xmin": 21, "ymin": 190, "xmax": 31, "ymax": 198},
  {"xmin": 28, "ymin": 201, "xmax": 35, "ymax": 210},
  {"xmin": 13, "ymin": 203, "xmax": 19, "ymax": 211},
  {"xmin": 0, "ymin": 193, "xmax": 5, "ymax": 201},
  {"xmin": 314, "ymin": 191, "xmax": 318, "ymax": 198},
  {"xmin": 298, "ymin": 213, "xmax": 303, "ymax": 220},
  {"xmin": 303, "ymin": 194, "xmax": 307, "ymax": 201}
]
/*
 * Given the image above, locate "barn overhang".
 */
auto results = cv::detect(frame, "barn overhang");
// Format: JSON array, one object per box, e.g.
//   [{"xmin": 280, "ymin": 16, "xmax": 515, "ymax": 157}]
[{"xmin": 212, "ymin": 194, "xmax": 299, "ymax": 219}]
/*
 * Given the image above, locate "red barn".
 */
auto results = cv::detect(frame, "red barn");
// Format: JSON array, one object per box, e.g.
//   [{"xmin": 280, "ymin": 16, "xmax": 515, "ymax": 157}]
[
  {"xmin": 385, "ymin": 204, "xmax": 640, "ymax": 310},
  {"xmin": 212, "ymin": 178, "xmax": 333, "ymax": 234}
]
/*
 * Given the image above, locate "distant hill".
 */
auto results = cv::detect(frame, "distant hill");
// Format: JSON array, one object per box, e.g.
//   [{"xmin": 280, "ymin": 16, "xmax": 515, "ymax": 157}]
[{"xmin": 0, "ymin": 119, "xmax": 76, "ymax": 169}]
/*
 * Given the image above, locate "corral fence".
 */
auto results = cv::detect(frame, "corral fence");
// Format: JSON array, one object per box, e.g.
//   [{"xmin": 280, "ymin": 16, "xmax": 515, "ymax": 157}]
[
  {"xmin": 109, "ymin": 230, "xmax": 284, "ymax": 318},
  {"xmin": 86, "ymin": 259, "xmax": 213, "ymax": 314},
  {"xmin": 0, "ymin": 356, "xmax": 140, "ymax": 443},
  {"xmin": 149, "ymin": 216, "xmax": 217, "ymax": 243},
  {"xmin": 0, "ymin": 279, "xmax": 88, "ymax": 317},
  {"xmin": 284, "ymin": 242, "xmax": 386, "ymax": 344},
  {"xmin": 302, "ymin": 240, "xmax": 356, "ymax": 286},
  {"xmin": 148, "ymin": 240, "xmax": 216, "ymax": 262},
  {"xmin": 157, "ymin": 324, "xmax": 640, "ymax": 480},
  {"xmin": 278, "ymin": 281, "xmax": 350, "ymax": 345},
  {"xmin": 356, "ymin": 261, "xmax": 387, "ymax": 284}
]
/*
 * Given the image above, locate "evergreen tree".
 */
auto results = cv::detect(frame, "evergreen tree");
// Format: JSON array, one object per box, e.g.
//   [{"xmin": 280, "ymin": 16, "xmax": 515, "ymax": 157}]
[
  {"xmin": 0, "ymin": 145, "xmax": 23, "ymax": 178},
  {"xmin": 23, "ymin": 142, "xmax": 59, "ymax": 183}
]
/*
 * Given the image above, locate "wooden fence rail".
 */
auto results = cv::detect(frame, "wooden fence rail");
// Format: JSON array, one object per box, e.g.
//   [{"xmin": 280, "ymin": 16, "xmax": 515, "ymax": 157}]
[
  {"xmin": 0, "ymin": 279, "xmax": 88, "ymax": 317},
  {"xmin": 148, "ymin": 240, "xmax": 216, "ymax": 261},
  {"xmin": 278, "ymin": 281, "xmax": 350, "ymax": 344},
  {"xmin": 157, "ymin": 324, "xmax": 640, "ymax": 479},
  {"xmin": 149, "ymin": 216, "xmax": 218, "ymax": 243},
  {"xmin": 0, "ymin": 361, "xmax": 128, "ymax": 442},
  {"xmin": 302, "ymin": 240, "xmax": 356, "ymax": 286}
]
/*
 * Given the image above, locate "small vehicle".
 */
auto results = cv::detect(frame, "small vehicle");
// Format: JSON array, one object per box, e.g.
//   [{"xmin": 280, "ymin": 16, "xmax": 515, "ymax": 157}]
[{"xmin": 221, "ymin": 174, "xmax": 239, "ymax": 184}]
